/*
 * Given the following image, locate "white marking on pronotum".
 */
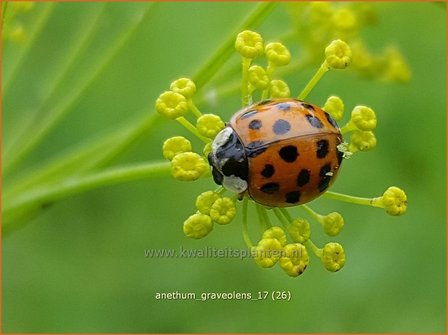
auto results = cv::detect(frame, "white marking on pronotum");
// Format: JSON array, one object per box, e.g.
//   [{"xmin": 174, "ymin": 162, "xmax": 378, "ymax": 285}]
[{"xmin": 211, "ymin": 127, "xmax": 233, "ymax": 153}]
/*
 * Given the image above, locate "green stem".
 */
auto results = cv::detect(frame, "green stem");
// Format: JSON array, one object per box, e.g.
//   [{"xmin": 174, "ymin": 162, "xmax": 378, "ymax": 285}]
[
  {"xmin": 255, "ymin": 203, "xmax": 272, "ymax": 230},
  {"xmin": 340, "ymin": 121, "xmax": 356, "ymax": 135},
  {"xmin": 279, "ymin": 208, "xmax": 293, "ymax": 222},
  {"xmin": 204, "ymin": 57, "xmax": 308, "ymax": 105},
  {"xmin": 301, "ymin": 204, "xmax": 324, "ymax": 224},
  {"xmin": 305, "ymin": 239, "xmax": 322, "ymax": 258},
  {"xmin": 242, "ymin": 196, "xmax": 254, "ymax": 248},
  {"xmin": 176, "ymin": 117, "xmax": 210, "ymax": 143},
  {"xmin": 297, "ymin": 60, "xmax": 330, "ymax": 100},
  {"xmin": 188, "ymin": 99, "xmax": 202, "ymax": 118},
  {"xmin": 5, "ymin": 112, "xmax": 160, "ymax": 196},
  {"xmin": 3, "ymin": 161, "xmax": 171, "ymax": 234},
  {"xmin": 323, "ymin": 191, "xmax": 384, "ymax": 208},
  {"xmin": 214, "ymin": 186, "xmax": 225, "ymax": 195},
  {"xmin": 259, "ymin": 205, "xmax": 272, "ymax": 228},
  {"xmin": 256, "ymin": 204, "xmax": 267, "ymax": 230},
  {"xmin": 273, "ymin": 208, "xmax": 290, "ymax": 229},
  {"xmin": 241, "ymin": 57, "xmax": 251, "ymax": 106},
  {"xmin": 261, "ymin": 88, "xmax": 269, "ymax": 100}
]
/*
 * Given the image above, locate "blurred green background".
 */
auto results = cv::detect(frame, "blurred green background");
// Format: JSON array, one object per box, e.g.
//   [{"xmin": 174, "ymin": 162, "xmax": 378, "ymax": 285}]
[{"xmin": 2, "ymin": 2, "xmax": 446, "ymax": 333}]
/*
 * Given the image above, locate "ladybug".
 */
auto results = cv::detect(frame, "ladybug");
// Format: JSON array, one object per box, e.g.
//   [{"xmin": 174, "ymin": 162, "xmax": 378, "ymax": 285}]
[{"xmin": 208, "ymin": 98, "xmax": 344, "ymax": 207}]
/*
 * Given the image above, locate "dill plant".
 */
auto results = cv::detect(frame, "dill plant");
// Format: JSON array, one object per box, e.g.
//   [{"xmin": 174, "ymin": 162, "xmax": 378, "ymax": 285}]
[{"xmin": 2, "ymin": 2, "xmax": 409, "ymax": 276}]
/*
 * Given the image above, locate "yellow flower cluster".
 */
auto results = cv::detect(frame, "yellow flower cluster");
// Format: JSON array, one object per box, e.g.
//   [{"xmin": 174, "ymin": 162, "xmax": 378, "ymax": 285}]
[
  {"xmin": 235, "ymin": 30, "xmax": 293, "ymax": 104},
  {"xmin": 252, "ymin": 225, "xmax": 346, "ymax": 277},
  {"xmin": 157, "ymin": 78, "xmax": 226, "ymax": 181},
  {"xmin": 288, "ymin": 2, "xmax": 411, "ymax": 83},
  {"xmin": 154, "ymin": 28, "xmax": 409, "ymax": 279},
  {"xmin": 183, "ymin": 191, "xmax": 237, "ymax": 239},
  {"xmin": 322, "ymin": 96, "xmax": 378, "ymax": 155}
]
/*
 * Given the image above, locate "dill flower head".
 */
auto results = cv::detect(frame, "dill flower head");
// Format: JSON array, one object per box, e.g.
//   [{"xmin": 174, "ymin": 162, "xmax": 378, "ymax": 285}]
[
  {"xmin": 155, "ymin": 91, "xmax": 188, "ymax": 119},
  {"xmin": 155, "ymin": 29, "xmax": 408, "ymax": 278}
]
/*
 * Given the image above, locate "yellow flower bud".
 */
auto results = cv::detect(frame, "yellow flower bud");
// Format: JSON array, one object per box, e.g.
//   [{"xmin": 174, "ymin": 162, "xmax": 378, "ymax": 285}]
[
  {"xmin": 170, "ymin": 78, "xmax": 196, "ymax": 99},
  {"xmin": 155, "ymin": 91, "xmax": 188, "ymax": 119},
  {"xmin": 279, "ymin": 243, "xmax": 309, "ymax": 277},
  {"xmin": 322, "ymin": 212, "xmax": 344, "ymax": 236},
  {"xmin": 265, "ymin": 42, "xmax": 291, "ymax": 67},
  {"xmin": 195, "ymin": 191, "xmax": 220, "ymax": 215},
  {"xmin": 183, "ymin": 213, "xmax": 213, "ymax": 239},
  {"xmin": 270, "ymin": 79, "xmax": 290, "ymax": 98},
  {"xmin": 203, "ymin": 142, "xmax": 212, "ymax": 157},
  {"xmin": 248, "ymin": 65, "xmax": 270, "ymax": 90},
  {"xmin": 325, "ymin": 40, "xmax": 352, "ymax": 69},
  {"xmin": 262, "ymin": 226, "xmax": 287, "ymax": 247},
  {"xmin": 235, "ymin": 30, "xmax": 264, "ymax": 59},
  {"xmin": 162, "ymin": 136, "xmax": 192, "ymax": 161},
  {"xmin": 351, "ymin": 105, "xmax": 377, "ymax": 131},
  {"xmin": 287, "ymin": 218, "xmax": 311, "ymax": 243},
  {"xmin": 323, "ymin": 95, "xmax": 344, "ymax": 121},
  {"xmin": 321, "ymin": 242, "xmax": 345, "ymax": 272},
  {"xmin": 210, "ymin": 197, "xmax": 236, "ymax": 225},
  {"xmin": 171, "ymin": 152, "xmax": 207, "ymax": 181},
  {"xmin": 196, "ymin": 114, "xmax": 225, "ymax": 139},
  {"xmin": 349, "ymin": 130, "xmax": 377, "ymax": 152},
  {"xmin": 252, "ymin": 238, "xmax": 282, "ymax": 268},
  {"xmin": 381, "ymin": 186, "xmax": 407, "ymax": 216}
]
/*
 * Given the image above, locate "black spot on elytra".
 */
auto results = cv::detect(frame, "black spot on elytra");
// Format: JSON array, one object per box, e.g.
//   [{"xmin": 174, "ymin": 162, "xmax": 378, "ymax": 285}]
[
  {"xmin": 297, "ymin": 169, "xmax": 310, "ymax": 187},
  {"xmin": 261, "ymin": 164, "xmax": 275, "ymax": 178},
  {"xmin": 277, "ymin": 103, "xmax": 291, "ymax": 111},
  {"xmin": 248, "ymin": 119, "xmax": 262, "ymax": 130},
  {"xmin": 318, "ymin": 163, "xmax": 332, "ymax": 192},
  {"xmin": 260, "ymin": 182, "xmax": 280, "ymax": 194},
  {"xmin": 246, "ymin": 141, "xmax": 267, "ymax": 158},
  {"xmin": 240, "ymin": 110, "xmax": 258, "ymax": 120},
  {"xmin": 320, "ymin": 163, "xmax": 332, "ymax": 177},
  {"xmin": 306, "ymin": 114, "xmax": 324, "ymax": 128},
  {"xmin": 257, "ymin": 99, "xmax": 273, "ymax": 106},
  {"xmin": 272, "ymin": 119, "xmax": 291, "ymax": 135},
  {"xmin": 302, "ymin": 103, "xmax": 315, "ymax": 111},
  {"xmin": 325, "ymin": 111, "xmax": 339, "ymax": 129},
  {"xmin": 316, "ymin": 139, "xmax": 329, "ymax": 159},
  {"xmin": 285, "ymin": 190, "xmax": 301, "ymax": 203},
  {"xmin": 279, "ymin": 145, "xmax": 299, "ymax": 163}
]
